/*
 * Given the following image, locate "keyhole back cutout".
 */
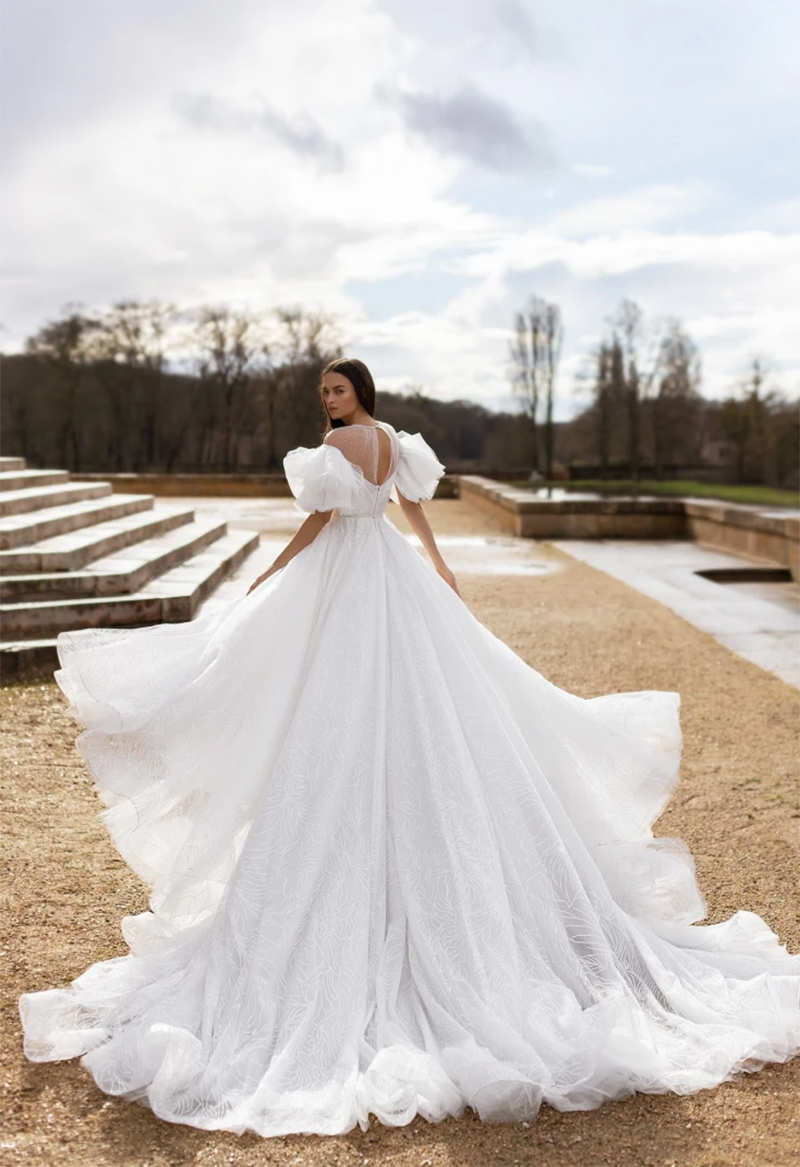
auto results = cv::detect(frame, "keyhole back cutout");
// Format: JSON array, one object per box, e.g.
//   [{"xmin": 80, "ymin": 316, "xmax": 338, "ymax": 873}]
[{"xmin": 375, "ymin": 427, "xmax": 393, "ymax": 486}]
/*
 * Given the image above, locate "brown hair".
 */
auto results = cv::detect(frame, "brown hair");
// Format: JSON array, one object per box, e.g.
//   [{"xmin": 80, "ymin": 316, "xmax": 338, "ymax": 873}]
[{"xmin": 319, "ymin": 357, "xmax": 376, "ymax": 432}]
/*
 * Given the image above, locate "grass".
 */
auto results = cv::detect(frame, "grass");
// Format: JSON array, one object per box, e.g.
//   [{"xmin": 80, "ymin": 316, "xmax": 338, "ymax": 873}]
[{"xmin": 507, "ymin": 478, "xmax": 800, "ymax": 509}]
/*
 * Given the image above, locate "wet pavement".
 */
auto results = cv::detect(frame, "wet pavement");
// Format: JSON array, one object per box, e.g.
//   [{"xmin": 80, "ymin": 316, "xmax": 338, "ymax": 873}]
[{"xmin": 551, "ymin": 539, "xmax": 799, "ymax": 688}]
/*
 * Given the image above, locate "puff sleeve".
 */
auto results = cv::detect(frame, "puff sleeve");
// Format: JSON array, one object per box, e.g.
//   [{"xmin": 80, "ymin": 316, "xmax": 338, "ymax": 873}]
[
  {"xmin": 390, "ymin": 431, "xmax": 446, "ymax": 504},
  {"xmin": 283, "ymin": 444, "xmax": 359, "ymax": 514}
]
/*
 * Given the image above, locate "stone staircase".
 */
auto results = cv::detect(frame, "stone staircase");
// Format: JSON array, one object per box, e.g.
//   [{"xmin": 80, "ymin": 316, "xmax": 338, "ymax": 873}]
[{"xmin": 0, "ymin": 456, "xmax": 259, "ymax": 672}]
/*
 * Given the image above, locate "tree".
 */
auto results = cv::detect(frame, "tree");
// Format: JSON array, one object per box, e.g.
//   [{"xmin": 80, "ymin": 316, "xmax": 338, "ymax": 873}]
[
  {"xmin": 509, "ymin": 294, "xmax": 562, "ymax": 477},
  {"xmin": 541, "ymin": 300, "xmax": 562, "ymax": 481},
  {"xmin": 268, "ymin": 306, "xmax": 342, "ymax": 451},
  {"xmin": 591, "ymin": 341, "xmax": 614, "ymax": 478},
  {"xmin": 192, "ymin": 307, "xmax": 265, "ymax": 471},
  {"xmin": 24, "ymin": 306, "xmax": 102, "ymax": 469},
  {"xmin": 719, "ymin": 357, "xmax": 796, "ymax": 486},
  {"xmin": 651, "ymin": 322, "xmax": 702, "ymax": 477},
  {"xmin": 612, "ymin": 298, "xmax": 642, "ymax": 481},
  {"xmin": 83, "ymin": 299, "xmax": 178, "ymax": 470}
]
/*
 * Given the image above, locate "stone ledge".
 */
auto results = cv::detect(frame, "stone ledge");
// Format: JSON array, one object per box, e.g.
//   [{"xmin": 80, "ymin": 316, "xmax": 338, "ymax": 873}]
[
  {"xmin": 69, "ymin": 472, "xmax": 461, "ymax": 499},
  {"xmin": 458, "ymin": 476, "xmax": 800, "ymax": 579},
  {"xmin": 683, "ymin": 499, "xmax": 799, "ymax": 537}
]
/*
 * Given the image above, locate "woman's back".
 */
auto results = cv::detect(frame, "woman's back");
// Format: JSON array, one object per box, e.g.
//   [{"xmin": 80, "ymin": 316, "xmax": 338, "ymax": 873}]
[{"xmin": 323, "ymin": 423, "xmax": 396, "ymax": 487}]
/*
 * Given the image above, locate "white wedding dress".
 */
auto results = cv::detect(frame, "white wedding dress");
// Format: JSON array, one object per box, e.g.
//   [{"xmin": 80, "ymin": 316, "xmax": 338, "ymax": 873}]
[{"xmin": 18, "ymin": 421, "xmax": 800, "ymax": 1137}]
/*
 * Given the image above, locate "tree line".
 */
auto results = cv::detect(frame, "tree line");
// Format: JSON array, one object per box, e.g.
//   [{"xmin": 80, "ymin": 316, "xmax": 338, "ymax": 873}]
[
  {"xmin": 1, "ymin": 297, "xmax": 797, "ymax": 488},
  {"xmin": 508, "ymin": 295, "xmax": 798, "ymax": 489}
]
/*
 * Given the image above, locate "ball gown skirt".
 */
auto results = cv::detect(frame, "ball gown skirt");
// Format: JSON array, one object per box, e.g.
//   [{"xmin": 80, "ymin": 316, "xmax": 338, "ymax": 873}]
[{"xmin": 17, "ymin": 422, "xmax": 800, "ymax": 1137}]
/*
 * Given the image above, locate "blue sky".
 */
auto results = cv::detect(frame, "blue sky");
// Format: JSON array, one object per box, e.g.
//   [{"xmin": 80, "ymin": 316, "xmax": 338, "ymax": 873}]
[{"xmin": 1, "ymin": 0, "xmax": 797, "ymax": 418}]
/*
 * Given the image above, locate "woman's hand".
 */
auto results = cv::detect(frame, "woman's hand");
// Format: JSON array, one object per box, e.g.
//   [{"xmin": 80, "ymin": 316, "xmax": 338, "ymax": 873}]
[
  {"xmin": 398, "ymin": 496, "xmax": 460, "ymax": 599},
  {"xmin": 247, "ymin": 564, "xmax": 281, "ymax": 595},
  {"xmin": 436, "ymin": 562, "xmax": 461, "ymax": 597}
]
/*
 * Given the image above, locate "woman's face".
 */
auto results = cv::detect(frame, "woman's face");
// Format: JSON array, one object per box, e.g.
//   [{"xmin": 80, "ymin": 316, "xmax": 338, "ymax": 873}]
[{"xmin": 321, "ymin": 371, "xmax": 362, "ymax": 422}]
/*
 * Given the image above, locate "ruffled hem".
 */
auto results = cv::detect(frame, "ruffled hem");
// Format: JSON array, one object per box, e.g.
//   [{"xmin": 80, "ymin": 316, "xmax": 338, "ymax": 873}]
[{"xmin": 19, "ymin": 961, "xmax": 800, "ymax": 1137}]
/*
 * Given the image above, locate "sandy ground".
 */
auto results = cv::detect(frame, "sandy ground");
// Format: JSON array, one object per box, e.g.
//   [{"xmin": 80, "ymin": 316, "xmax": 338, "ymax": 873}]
[{"xmin": 2, "ymin": 497, "xmax": 799, "ymax": 1167}]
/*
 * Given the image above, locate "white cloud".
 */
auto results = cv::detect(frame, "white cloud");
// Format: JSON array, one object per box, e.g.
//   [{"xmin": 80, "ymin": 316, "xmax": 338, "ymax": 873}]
[{"xmin": 571, "ymin": 164, "xmax": 612, "ymax": 178}]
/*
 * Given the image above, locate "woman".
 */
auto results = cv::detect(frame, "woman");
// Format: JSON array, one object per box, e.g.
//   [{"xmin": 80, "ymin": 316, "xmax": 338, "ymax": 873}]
[{"xmin": 18, "ymin": 357, "xmax": 800, "ymax": 1138}]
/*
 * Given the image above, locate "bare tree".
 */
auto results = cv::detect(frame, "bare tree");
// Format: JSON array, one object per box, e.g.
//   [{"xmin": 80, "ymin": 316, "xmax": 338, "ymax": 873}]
[
  {"xmin": 612, "ymin": 298, "xmax": 643, "ymax": 481},
  {"xmin": 719, "ymin": 357, "xmax": 789, "ymax": 484},
  {"xmin": 192, "ymin": 307, "xmax": 265, "ymax": 471},
  {"xmin": 85, "ymin": 299, "xmax": 179, "ymax": 470},
  {"xmin": 591, "ymin": 341, "xmax": 614, "ymax": 477},
  {"xmin": 508, "ymin": 309, "xmax": 540, "ymax": 474},
  {"xmin": 508, "ymin": 295, "xmax": 562, "ymax": 478},
  {"xmin": 541, "ymin": 301, "xmax": 563, "ymax": 481},
  {"xmin": 25, "ymin": 306, "xmax": 102, "ymax": 469},
  {"xmin": 267, "ymin": 306, "xmax": 343, "ymax": 450},
  {"xmin": 652, "ymin": 322, "xmax": 702, "ymax": 477}
]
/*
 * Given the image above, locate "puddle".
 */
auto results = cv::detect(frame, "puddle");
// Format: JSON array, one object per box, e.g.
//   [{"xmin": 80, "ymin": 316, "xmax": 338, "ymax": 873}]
[{"xmin": 526, "ymin": 487, "xmax": 606, "ymax": 501}]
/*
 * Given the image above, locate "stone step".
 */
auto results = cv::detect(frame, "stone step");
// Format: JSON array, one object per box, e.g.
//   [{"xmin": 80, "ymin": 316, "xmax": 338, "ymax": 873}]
[
  {"xmin": 1, "ymin": 517, "xmax": 227, "ymax": 601},
  {"xmin": 0, "ymin": 536, "xmax": 265, "ymax": 674},
  {"xmin": 0, "ymin": 468, "xmax": 71, "ymax": 493},
  {"xmin": 0, "ymin": 480, "xmax": 112, "ymax": 518},
  {"xmin": 0, "ymin": 493, "xmax": 155, "ymax": 550},
  {"xmin": 0, "ymin": 504, "xmax": 195, "ymax": 573},
  {"xmin": 1, "ymin": 528, "xmax": 259, "ymax": 638},
  {"xmin": 0, "ymin": 457, "xmax": 26, "ymax": 472}
]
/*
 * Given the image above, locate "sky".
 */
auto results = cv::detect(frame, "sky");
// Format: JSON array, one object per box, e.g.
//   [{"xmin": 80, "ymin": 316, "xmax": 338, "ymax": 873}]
[{"xmin": 1, "ymin": 0, "xmax": 798, "ymax": 419}]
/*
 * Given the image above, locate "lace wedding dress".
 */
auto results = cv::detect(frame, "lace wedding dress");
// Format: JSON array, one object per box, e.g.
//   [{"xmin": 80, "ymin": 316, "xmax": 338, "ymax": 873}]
[{"xmin": 18, "ymin": 421, "xmax": 800, "ymax": 1137}]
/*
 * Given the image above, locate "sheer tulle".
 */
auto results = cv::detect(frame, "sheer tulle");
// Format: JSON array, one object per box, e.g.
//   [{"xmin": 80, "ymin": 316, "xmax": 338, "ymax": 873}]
[{"xmin": 18, "ymin": 421, "xmax": 800, "ymax": 1137}]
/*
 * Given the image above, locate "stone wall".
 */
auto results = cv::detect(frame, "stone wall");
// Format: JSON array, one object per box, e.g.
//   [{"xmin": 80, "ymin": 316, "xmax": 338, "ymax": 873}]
[
  {"xmin": 458, "ymin": 476, "xmax": 687, "ymax": 539},
  {"xmin": 684, "ymin": 502, "xmax": 799, "ymax": 580},
  {"xmin": 71, "ymin": 472, "xmax": 461, "ymax": 499},
  {"xmin": 458, "ymin": 476, "xmax": 799, "ymax": 580}
]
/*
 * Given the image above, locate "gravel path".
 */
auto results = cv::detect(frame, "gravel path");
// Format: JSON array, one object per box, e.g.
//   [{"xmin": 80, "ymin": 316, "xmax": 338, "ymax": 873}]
[{"xmin": 2, "ymin": 498, "xmax": 798, "ymax": 1167}]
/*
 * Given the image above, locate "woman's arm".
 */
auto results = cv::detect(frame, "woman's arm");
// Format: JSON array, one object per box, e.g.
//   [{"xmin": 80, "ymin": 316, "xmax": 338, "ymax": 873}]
[
  {"xmin": 247, "ymin": 510, "xmax": 332, "ymax": 594},
  {"xmin": 397, "ymin": 492, "xmax": 461, "ymax": 597}
]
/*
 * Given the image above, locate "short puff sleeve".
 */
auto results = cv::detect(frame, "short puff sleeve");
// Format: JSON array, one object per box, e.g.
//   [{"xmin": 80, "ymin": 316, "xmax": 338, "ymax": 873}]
[
  {"xmin": 283, "ymin": 444, "xmax": 358, "ymax": 514},
  {"xmin": 390, "ymin": 431, "xmax": 446, "ymax": 504}
]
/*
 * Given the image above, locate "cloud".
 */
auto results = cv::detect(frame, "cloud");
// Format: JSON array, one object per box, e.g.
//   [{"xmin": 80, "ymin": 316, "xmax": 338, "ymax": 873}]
[
  {"xmin": 0, "ymin": 0, "xmax": 263, "ymax": 174},
  {"xmin": 492, "ymin": 0, "xmax": 539, "ymax": 60},
  {"xmin": 172, "ymin": 93, "xmax": 346, "ymax": 173},
  {"xmin": 491, "ymin": 0, "xmax": 564, "ymax": 62},
  {"xmin": 1, "ymin": 0, "xmax": 797, "ymax": 418},
  {"xmin": 571, "ymin": 164, "xmax": 613, "ymax": 178},
  {"xmin": 546, "ymin": 182, "xmax": 711, "ymax": 237},
  {"xmin": 377, "ymin": 80, "xmax": 555, "ymax": 173}
]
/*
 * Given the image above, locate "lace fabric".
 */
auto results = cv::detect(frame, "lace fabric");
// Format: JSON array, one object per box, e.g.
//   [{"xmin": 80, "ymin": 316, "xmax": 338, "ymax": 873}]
[
  {"xmin": 323, "ymin": 423, "xmax": 397, "ymax": 486},
  {"xmin": 17, "ymin": 424, "xmax": 800, "ymax": 1138}
]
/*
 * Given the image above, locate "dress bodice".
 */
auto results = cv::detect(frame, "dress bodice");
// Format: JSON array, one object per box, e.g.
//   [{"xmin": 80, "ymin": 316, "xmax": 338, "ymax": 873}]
[{"xmin": 283, "ymin": 421, "xmax": 446, "ymax": 518}]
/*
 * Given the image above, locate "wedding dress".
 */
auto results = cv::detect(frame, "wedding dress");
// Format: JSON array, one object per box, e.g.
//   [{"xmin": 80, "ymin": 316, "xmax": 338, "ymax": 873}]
[{"xmin": 18, "ymin": 420, "xmax": 800, "ymax": 1137}]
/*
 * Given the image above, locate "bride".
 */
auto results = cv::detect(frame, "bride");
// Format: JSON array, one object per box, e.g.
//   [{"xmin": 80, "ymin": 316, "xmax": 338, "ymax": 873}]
[{"xmin": 18, "ymin": 357, "xmax": 800, "ymax": 1137}]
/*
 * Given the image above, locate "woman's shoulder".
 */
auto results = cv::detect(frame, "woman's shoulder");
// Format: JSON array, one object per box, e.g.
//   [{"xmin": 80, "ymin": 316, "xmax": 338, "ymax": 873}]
[
  {"xmin": 323, "ymin": 421, "xmax": 395, "ymax": 442},
  {"xmin": 322, "ymin": 424, "xmax": 397, "ymax": 462}
]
